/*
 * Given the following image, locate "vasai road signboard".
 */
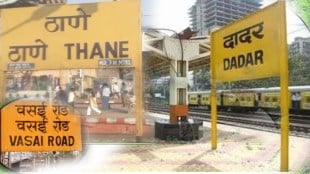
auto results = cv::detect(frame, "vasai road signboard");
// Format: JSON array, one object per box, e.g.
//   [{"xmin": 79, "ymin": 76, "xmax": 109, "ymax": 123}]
[{"xmin": 0, "ymin": 99, "xmax": 82, "ymax": 152}]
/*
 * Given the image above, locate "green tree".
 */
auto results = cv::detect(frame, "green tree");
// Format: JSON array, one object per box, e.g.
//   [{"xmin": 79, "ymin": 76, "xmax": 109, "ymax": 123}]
[
  {"xmin": 192, "ymin": 66, "xmax": 210, "ymax": 91},
  {"xmin": 290, "ymin": 0, "xmax": 310, "ymax": 31},
  {"xmin": 289, "ymin": 54, "xmax": 310, "ymax": 85}
]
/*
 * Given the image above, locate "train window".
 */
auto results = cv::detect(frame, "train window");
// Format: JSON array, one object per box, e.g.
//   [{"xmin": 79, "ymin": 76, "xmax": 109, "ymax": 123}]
[
  {"xmin": 246, "ymin": 97, "xmax": 251, "ymax": 101},
  {"xmin": 272, "ymin": 97, "xmax": 278, "ymax": 102},
  {"xmin": 306, "ymin": 97, "xmax": 310, "ymax": 103},
  {"xmin": 240, "ymin": 97, "xmax": 245, "ymax": 101},
  {"xmin": 265, "ymin": 97, "xmax": 270, "ymax": 102}
]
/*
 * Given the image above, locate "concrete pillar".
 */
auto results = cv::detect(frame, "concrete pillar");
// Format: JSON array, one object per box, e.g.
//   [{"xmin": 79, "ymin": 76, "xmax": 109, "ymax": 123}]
[{"xmin": 169, "ymin": 59, "xmax": 188, "ymax": 124}]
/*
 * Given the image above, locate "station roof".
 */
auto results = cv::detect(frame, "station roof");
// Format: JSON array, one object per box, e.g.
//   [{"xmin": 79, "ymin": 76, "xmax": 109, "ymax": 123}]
[{"xmin": 143, "ymin": 30, "xmax": 210, "ymax": 77}]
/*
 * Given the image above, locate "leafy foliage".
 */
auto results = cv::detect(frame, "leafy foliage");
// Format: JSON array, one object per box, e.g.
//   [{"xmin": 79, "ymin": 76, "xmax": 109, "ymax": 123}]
[
  {"xmin": 191, "ymin": 67, "xmax": 210, "ymax": 91},
  {"xmin": 290, "ymin": 0, "xmax": 310, "ymax": 30},
  {"xmin": 288, "ymin": 54, "xmax": 310, "ymax": 86}
]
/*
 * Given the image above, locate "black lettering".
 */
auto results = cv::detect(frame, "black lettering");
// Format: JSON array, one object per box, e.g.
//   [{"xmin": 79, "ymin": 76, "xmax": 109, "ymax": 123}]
[
  {"xmin": 33, "ymin": 136, "xmax": 41, "ymax": 146},
  {"xmin": 231, "ymin": 56, "xmax": 237, "ymax": 69},
  {"xmin": 25, "ymin": 136, "xmax": 32, "ymax": 146},
  {"xmin": 64, "ymin": 41, "xmax": 131, "ymax": 60},
  {"xmin": 48, "ymin": 136, "xmax": 54, "ymax": 146},
  {"xmin": 105, "ymin": 42, "xmax": 117, "ymax": 58},
  {"xmin": 48, "ymin": 136, "xmax": 75, "ymax": 146},
  {"xmin": 64, "ymin": 43, "xmax": 75, "ymax": 60},
  {"xmin": 9, "ymin": 136, "xmax": 18, "ymax": 146},
  {"xmin": 69, "ymin": 136, "xmax": 75, "ymax": 146},
  {"xmin": 55, "ymin": 136, "xmax": 61, "ymax": 145},
  {"xmin": 10, "ymin": 136, "xmax": 44, "ymax": 146},
  {"xmin": 255, "ymin": 49, "xmax": 264, "ymax": 65},
  {"xmin": 17, "ymin": 136, "xmax": 23, "ymax": 146},
  {"xmin": 77, "ymin": 43, "xmax": 88, "ymax": 59},
  {"xmin": 39, "ymin": 136, "xmax": 43, "ymax": 146},
  {"xmin": 245, "ymin": 52, "xmax": 254, "ymax": 67},
  {"xmin": 223, "ymin": 58, "xmax": 230, "ymax": 71},
  {"xmin": 62, "ymin": 136, "xmax": 67, "ymax": 146},
  {"xmin": 119, "ymin": 41, "xmax": 128, "ymax": 57},
  {"xmin": 222, "ymin": 49, "xmax": 265, "ymax": 71},
  {"xmin": 237, "ymin": 54, "xmax": 245, "ymax": 68},
  {"xmin": 90, "ymin": 42, "xmax": 103, "ymax": 59}
]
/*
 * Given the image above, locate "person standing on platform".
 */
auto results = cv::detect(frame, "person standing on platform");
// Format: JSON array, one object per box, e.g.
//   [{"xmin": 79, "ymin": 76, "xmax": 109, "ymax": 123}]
[
  {"xmin": 111, "ymin": 81, "xmax": 120, "ymax": 99},
  {"xmin": 292, "ymin": 92, "xmax": 297, "ymax": 110},
  {"xmin": 295, "ymin": 92, "xmax": 301, "ymax": 112},
  {"xmin": 101, "ymin": 83, "xmax": 111, "ymax": 110},
  {"xmin": 55, "ymin": 86, "xmax": 67, "ymax": 105},
  {"xmin": 87, "ymin": 90, "xmax": 102, "ymax": 116},
  {"xmin": 120, "ymin": 82, "xmax": 126, "ymax": 107},
  {"xmin": 67, "ymin": 87, "xmax": 75, "ymax": 109}
]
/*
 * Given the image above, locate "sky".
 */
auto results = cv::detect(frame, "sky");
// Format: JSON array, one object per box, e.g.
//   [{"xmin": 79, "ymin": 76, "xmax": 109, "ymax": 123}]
[{"xmin": 67, "ymin": 0, "xmax": 310, "ymax": 43}]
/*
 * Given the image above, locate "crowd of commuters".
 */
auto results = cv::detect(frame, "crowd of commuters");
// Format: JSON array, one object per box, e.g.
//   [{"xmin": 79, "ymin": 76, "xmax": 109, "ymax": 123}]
[{"xmin": 53, "ymin": 80, "xmax": 134, "ymax": 116}]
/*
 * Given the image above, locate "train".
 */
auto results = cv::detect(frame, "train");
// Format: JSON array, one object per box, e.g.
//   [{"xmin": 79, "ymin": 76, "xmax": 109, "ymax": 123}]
[{"xmin": 188, "ymin": 86, "xmax": 310, "ymax": 114}]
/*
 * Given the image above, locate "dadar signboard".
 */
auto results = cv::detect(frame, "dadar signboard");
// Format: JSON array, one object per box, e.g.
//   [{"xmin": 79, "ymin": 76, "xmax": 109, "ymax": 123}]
[
  {"xmin": 0, "ymin": 99, "xmax": 81, "ymax": 152},
  {"xmin": 0, "ymin": 0, "xmax": 141, "ymax": 70},
  {"xmin": 211, "ymin": 2, "xmax": 285, "ymax": 82}
]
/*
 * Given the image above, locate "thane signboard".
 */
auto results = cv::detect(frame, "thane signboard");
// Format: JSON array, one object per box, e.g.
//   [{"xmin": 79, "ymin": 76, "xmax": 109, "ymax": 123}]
[
  {"xmin": 0, "ymin": 100, "xmax": 82, "ymax": 152},
  {"xmin": 0, "ymin": 0, "xmax": 141, "ymax": 70},
  {"xmin": 211, "ymin": 2, "xmax": 285, "ymax": 82}
]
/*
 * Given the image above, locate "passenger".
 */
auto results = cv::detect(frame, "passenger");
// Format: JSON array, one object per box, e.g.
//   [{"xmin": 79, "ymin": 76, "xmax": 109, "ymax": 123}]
[
  {"xmin": 67, "ymin": 87, "xmax": 75, "ymax": 109},
  {"xmin": 101, "ymin": 83, "xmax": 111, "ymax": 110},
  {"xmin": 292, "ymin": 92, "xmax": 297, "ymax": 109},
  {"xmin": 55, "ymin": 86, "xmax": 67, "ymax": 105},
  {"xmin": 197, "ymin": 95, "xmax": 201, "ymax": 106},
  {"xmin": 295, "ymin": 92, "xmax": 301, "ymax": 111},
  {"xmin": 220, "ymin": 92, "xmax": 224, "ymax": 106},
  {"xmin": 254, "ymin": 93, "xmax": 259, "ymax": 108},
  {"xmin": 123, "ymin": 90, "xmax": 135, "ymax": 113},
  {"xmin": 120, "ymin": 82, "xmax": 127, "ymax": 107},
  {"xmin": 123, "ymin": 90, "xmax": 130, "ymax": 107},
  {"xmin": 87, "ymin": 90, "xmax": 102, "ymax": 116},
  {"xmin": 111, "ymin": 81, "xmax": 120, "ymax": 99}
]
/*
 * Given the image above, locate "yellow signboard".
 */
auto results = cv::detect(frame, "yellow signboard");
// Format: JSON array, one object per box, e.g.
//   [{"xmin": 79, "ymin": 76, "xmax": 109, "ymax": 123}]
[
  {"xmin": 211, "ymin": 2, "xmax": 285, "ymax": 82},
  {"xmin": 1, "ymin": 100, "xmax": 81, "ymax": 152},
  {"xmin": 0, "ymin": 0, "xmax": 141, "ymax": 70}
]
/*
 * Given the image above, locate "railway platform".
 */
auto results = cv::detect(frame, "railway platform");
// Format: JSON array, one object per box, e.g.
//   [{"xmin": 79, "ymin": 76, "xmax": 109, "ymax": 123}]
[
  {"xmin": 75, "ymin": 102, "xmax": 155, "ymax": 143},
  {"xmin": 34, "ymin": 111, "xmax": 310, "ymax": 173}
]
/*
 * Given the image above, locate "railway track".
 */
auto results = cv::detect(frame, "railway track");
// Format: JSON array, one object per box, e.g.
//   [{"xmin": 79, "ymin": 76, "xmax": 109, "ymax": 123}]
[{"xmin": 148, "ymin": 103, "xmax": 310, "ymax": 138}]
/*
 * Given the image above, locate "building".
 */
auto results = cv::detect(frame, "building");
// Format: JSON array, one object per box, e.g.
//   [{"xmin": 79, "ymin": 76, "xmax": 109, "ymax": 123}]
[
  {"xmin": 189, "ymin": 0, "xmax": 262, "ymax": 36},
  {"xmin": 289, "ymin": 37, "xmax": 310, "ymax": 57}
]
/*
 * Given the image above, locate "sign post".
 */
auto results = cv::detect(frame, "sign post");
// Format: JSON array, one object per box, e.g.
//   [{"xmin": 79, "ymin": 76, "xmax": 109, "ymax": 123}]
[
  {"xmin": 278, "ymin": 1, "xmax": 289, "ymax": 172},
  {"xmin": 210, "ymin": 82, "xmax": 217, "ymax": 150},
  {"xmin": 211, "ymin": 1, "xmax": 289, "ymax": 171}
]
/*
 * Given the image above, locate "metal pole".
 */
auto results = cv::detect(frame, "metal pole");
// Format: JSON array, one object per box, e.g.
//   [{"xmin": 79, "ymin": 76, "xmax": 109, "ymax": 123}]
[
  {"xmin": 279, "ymin": 0, "xmax": 289, "ymax": 172},
  {"xmin": 211, "ymin": 33, "xmax": 217, "ymax": 150},
  {"xmin": 135, "ymin": 0, "xmax": 143, "ymax": 142},
  {"xmin": 211, "ymin": 83, "xmax": 217, "ymax": 149}
]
